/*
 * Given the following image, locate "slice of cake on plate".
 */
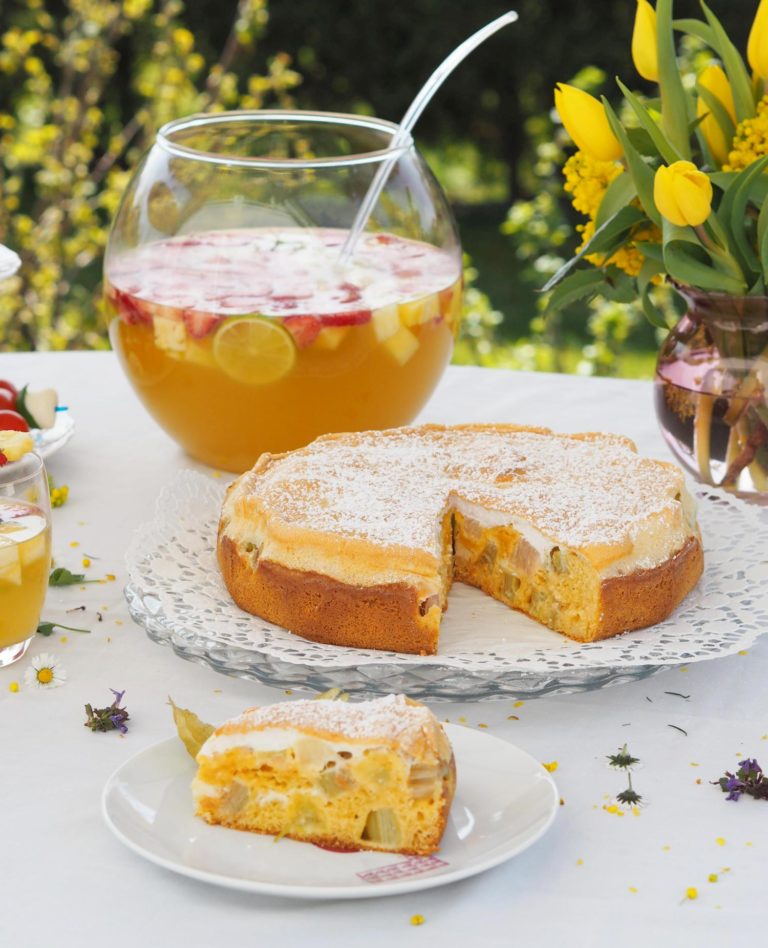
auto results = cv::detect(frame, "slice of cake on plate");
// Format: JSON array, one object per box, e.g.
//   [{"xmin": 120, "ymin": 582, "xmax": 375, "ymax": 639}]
[{"xmin": 192, "ymin": 694, "xmax": 456, "ymax": 855}]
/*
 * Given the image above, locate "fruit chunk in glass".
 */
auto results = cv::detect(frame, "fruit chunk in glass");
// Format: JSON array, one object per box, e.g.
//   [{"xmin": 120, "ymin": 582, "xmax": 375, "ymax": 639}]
[{"xmin": 107, "ymin": 227, "xmax": 462, "ymax": 472}]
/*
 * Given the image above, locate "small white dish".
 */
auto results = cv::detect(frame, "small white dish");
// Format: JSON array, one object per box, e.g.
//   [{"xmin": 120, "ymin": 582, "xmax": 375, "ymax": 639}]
[
  {"xmin": 33, "ymin": 411, "xmax": 75, "ymax": 461},
  {"xmin": 102, "ymin": 724, "xmax": 558, "ymax": 899}
]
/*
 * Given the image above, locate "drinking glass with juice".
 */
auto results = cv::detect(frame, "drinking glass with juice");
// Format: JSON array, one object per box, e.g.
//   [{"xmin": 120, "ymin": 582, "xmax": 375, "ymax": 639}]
[
  {"xmin": 105, "ymin": 112, "xmax": 463, "ymax": 472},
  {"xmin": 0, "ymin": 453, "xmax": 52, "ymax": 667}
]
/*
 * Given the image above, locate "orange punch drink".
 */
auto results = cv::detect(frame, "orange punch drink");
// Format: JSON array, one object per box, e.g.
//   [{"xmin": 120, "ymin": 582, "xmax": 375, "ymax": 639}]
[{"xmin": 107, "ymin": 227, "xmax": 461, "ymax": 472}]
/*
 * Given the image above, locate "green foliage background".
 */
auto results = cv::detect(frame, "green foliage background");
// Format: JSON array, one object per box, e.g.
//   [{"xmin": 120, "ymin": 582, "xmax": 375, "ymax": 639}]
[{"xmin": 0, "ymin": 0, "xmax": 753, "ymax": 373}]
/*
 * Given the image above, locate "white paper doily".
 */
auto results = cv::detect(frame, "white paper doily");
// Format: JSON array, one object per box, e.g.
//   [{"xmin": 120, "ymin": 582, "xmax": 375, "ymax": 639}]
[{"xmin": 125, "ymin": 471, "xmax": 768, "ymax": 700}]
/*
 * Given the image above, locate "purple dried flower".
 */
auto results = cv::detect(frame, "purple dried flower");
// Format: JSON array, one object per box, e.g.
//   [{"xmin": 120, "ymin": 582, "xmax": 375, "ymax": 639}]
[
  {"xmin": 85, "ymin": 689, "xmax": 130, "ymax": 734},
  {"xmin": 715, "ymin": 757, "xmax": 768, "ymax": 802}
]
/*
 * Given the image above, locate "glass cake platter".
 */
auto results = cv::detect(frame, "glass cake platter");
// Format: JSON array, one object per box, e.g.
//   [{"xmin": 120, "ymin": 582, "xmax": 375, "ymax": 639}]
[{"xmin": 125, "ymin": 472, "xmax": 768, "ymax": 701}]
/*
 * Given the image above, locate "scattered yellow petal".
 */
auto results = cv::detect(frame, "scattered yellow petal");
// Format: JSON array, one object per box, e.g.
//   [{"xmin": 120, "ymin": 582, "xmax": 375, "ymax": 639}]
[
  {"xmin": 662, "ymin": 845, "xmax": 671, "ymax": 852},
  {"xmin": 716, "ymin": 837, "xmax": 726, "ymax": 846},
  {"xmin": 708, "ymin": 874, "xmax": 718, "ymax": 883},
  {"xmin": 690, "ymin": 762, "xmax": 700, "ymax": 767},
  {"xmin": 576, "ymin": 858, "xmax": 584, "ymax": 866},
  {"xmin": 721, "ymin": 867, "xmax": 731, "ymax": 873},
  {"xmin": 507, "ymin": 714, "xmax": 519, "ymax": 720},
  {"xmin": 106, "ymin": 574, "xmax": 116, "ymax": 581},
  {"xmin": 513, "ymin": 700, "xmax": 525, "ymax": 708},
  {"xmin": 213, "ymin": 689, "xmax": 222, "ymax": 694},
  {"xmin": 632, "ymin": 806, "xmax": 641, "ymax": 817},
  {"xmin": 284, "ymin": 689, "xmax": 293, "ymax": 695},
  {"xmin": 542, "ymin": 761, "xmax": 558, "ymax": 772},
  {"xmin": 559, "ymin": 798, "xmax": 565, "ymax": 806},
  {"xmin": 696, "ymin": 778, "xmax": 702, "ymax": 785},
  {"xmin": 458, "ymin": 716, "xmax": 467, "ymax": 723},
  {"xmin": 680, "ymin": 667, "xmax": 689, "ymax": 673},
  {"xmin": 738, "ymin": 650, "xmax": 748, "ymax": 655},
  {"xmin": 59, "ymin": 636, "xmax": 68, "ymax": 644},
  {"xmin": 628, "ymin": 886, "xmax": 638, "ymax": 894},
  {"xmin": 746, "ymin": 841, "xmax": 753, "ymax": 847},
  {"xmin": 82, "ymin": 558, "xmax": 91, "ymax": 568},
  {"xmin": 69, "ymin": 541, "xmax": 79, "ymax": 548},
  {"xmin": 212, "ymin": 471, "xmax": 223, "ymax": 479},
  {"xmin": 410, "ymin": 914, "xmax": 425, "ymax": 927},
  {"xmin": 8, "ymin": 681, "xmax": 19, "ymax": 693},
  {"xmin": 477, "ymin": 723, "xmax": 488, "ymax": 729},
  {"xmin": 603, "ymin": 804, "xmax": 624, "ymax": 816},
  {"xmin": 685, "ymin": 887, "xmax": 698, "ymax": 900},
  {"xmin": 115, "ymin": 620, "xmax": 123, "ymax": 626}
]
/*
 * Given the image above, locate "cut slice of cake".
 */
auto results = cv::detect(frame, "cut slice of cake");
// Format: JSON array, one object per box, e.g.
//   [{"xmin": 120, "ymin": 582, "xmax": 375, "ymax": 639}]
[
  {"xmin": 192, "ymin": 694, "xmax": 456, "ymax": 855},
  {"xmin": 218, "ymin": 424, "xmax": 703, "ymax": 654}
]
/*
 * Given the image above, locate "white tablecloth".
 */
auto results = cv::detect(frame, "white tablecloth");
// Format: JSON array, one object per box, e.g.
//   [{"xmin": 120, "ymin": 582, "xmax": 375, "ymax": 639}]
[{"xmin": 2, "ymin": 353, "xmax": 767, "ymax": 948}]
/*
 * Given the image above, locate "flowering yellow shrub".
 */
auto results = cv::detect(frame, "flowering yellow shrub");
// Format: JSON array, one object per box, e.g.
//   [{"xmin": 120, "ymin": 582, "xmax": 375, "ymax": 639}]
[{"xmin": 0, "ymin": 0, "xmax": 301, "ymax": 351}]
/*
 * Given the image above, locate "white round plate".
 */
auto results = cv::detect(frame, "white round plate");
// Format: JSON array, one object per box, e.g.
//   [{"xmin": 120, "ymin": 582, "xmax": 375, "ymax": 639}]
[
  {"xmin": 33, "ymin": 411, "xmax": 75, "ymax": 461},
  {"xmin": 102, "ymin": 724, "xmax": 558, "ymax": 899}
]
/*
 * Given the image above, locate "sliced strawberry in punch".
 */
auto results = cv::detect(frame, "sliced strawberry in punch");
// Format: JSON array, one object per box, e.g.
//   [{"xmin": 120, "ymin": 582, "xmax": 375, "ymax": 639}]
[
  {"xmin": 282, "ymin": 315, "xmax": 323, "ymax": 348},
  {"xmin": 318, "ymin": 308, "xmax": 372, "ymax": 327},
  {"xmin": 110, "ymin": 288, "xmax": 152, "ymax": 326},
  {"xmin": 182, "ymin": 309, "xmax": 222, "ymax": 339}
]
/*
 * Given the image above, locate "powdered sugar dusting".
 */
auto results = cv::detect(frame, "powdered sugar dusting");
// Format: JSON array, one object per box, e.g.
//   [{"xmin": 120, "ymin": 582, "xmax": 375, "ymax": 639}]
[
  {"xmin": 246, "ymin": 426, "xmax": 682, "ymax": 553},
  {"xmin": 223, "ymin": 694, "xmax": 437, "ymax": 744}
]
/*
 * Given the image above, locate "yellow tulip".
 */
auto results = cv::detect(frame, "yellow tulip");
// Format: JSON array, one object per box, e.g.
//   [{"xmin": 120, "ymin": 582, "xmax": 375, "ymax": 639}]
[
  {"xmin": 554, "ymin": 83, "xmax": 623, "ymax": 162},
  {"xmin": 696, "ymin": 65, "xmax": 737, "ymax": 166},
  {"xmin": 748, "ymin": 0, "xmax": 768, "ymax": 79},
  {"xmin": 632, "ymin": 0, "xmax": 658, "ymax": 82},
  {"xmin": 654, "ymin": 161, "xmax": 713, "ymax": 227}
]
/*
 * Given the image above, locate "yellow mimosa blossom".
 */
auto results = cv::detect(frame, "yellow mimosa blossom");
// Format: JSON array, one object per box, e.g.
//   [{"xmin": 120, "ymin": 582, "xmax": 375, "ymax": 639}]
[
  {"xmin": 555, "ymin": 83, "xmax": 623, "ymax": 161},
  {"xmin": 697, "ymin": 65, "xmax": 737, "ymax": 166},
  {"xmin": 654, "ymin": 161, "xmax": 713, "ymax": 227},
  {"xmin": 632, "ymin": 0, "xmax": 658, "ymax": 82},
  {"xmin": 563, "ymin": 151, "xmax": 622, "ymax": 217},
  {"xmin": 724, "ymin": 95, "xmax": 768, "ymax": 171},
  {"xmin": 748, "ymin": 0, "xmax": 768, "ymax": 79}
]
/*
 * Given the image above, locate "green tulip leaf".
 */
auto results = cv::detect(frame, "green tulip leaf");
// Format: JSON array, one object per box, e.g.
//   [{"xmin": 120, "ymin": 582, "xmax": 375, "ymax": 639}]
[
  {"xmin": 637, "ymin": 259, "xmax": 670, "ymax": 329},
  {"xmin": 617, "ymin": 79, "xmax": 682, "ymax": 165},
  {"xmin": 672, "ymin": 18, "xmax": 716, "ymax": 47},
  {"xmin": 546, "ymin": 268, "xmax": 606, "ymax": 312},
  {"xmin": 634, "ymin": 240, "xmax": 665, "ymax": 263},
  {"xmin": 657, "ymin": 0, "xmax": 692, "ymax": 159},
  {"xmin": 541, "ymin": 205, "xmax": 644, "ymax": 292},
  {"xmin": 602, "ymin": 98, "xmax": 661, "ymax": 226},
  {"xmin": 662, "ymin": 220, "xmax": 746, "ymax": 294},
  {"xmin": 757, "ymin": 188, "xmax": 768, "ymax": 283},
  {"xmin": 626, "ymin": 126, "xmax": 660, "ymax": 157},
  {"xmin": 699, "ymin": 2, "xmax": 755, "ymax": 123},
  {"xmin": 717, "ymin": 154, "xmax": 768, "ymax": 274},
  {"xmin": 595, "ymin": 172, "xmax": 637, "ymax": 230},
  {"xmin": 600, "ymin": 269, "xmax": 637, "ymax": 304}
]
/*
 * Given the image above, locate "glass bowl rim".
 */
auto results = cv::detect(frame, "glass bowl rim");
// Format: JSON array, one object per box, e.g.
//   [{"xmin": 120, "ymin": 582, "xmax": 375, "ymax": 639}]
[{"xmin": 156, "ymin": 110, "xmax": 414, "ymax": 169}]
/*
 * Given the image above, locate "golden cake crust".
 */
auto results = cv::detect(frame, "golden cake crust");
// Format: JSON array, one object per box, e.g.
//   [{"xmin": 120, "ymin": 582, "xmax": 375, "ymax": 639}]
[{"xmin": 218, "ymin": 423, "xmax": 703, "ymax": 653}]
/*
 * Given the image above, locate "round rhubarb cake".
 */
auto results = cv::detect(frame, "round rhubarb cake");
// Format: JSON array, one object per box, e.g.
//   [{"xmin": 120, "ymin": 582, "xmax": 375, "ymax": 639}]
[{"xmin": 217, "ymin": 424, "xmax": 704, "ymax": 655}]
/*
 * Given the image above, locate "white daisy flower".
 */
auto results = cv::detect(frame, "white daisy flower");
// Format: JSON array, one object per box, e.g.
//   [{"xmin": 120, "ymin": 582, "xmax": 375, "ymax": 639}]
[{"xmin": 24, "ymin": 652, "xmax": 68, "ymax": 689}]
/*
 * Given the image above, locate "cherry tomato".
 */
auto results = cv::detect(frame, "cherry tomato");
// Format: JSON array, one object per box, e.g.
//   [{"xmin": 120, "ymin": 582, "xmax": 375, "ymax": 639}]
[
  {"xmin": 0, "ymin": 380, "xmax": 18, "ymax": 401},
  {"xmin": 0, "ymin": 390, "xmax": 15, "ymax": 411},
  {"xmin": 0, "ymin": 410, "xmax": 29, "ymax": 432}
]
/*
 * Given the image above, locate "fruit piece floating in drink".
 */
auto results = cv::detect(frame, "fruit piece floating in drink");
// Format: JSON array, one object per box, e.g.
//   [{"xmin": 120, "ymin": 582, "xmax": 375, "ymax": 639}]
[{"xmin": 106, "ymin": 227, "xmax": 461, "ymax": 472}]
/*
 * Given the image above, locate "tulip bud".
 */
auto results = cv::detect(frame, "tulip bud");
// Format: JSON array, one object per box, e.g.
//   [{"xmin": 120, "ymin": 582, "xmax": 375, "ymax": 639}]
[
  {"xmin": 696, "ymin": 65, "xmax": 737, "ymax": 166},
  {"xmin": 632, "ymin": 0, "xmax": 658, "ymax": 82},
  {"xmin": 554, "ymin": 83, "xmax": 623, "ymax": 162},
  {"xmin": 748, "ymin": 0, "xmax": 768, "ymax": 79},
  {"xmin": 654, "ymin": 161, "xmax": 713, "ymax": 227}
]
